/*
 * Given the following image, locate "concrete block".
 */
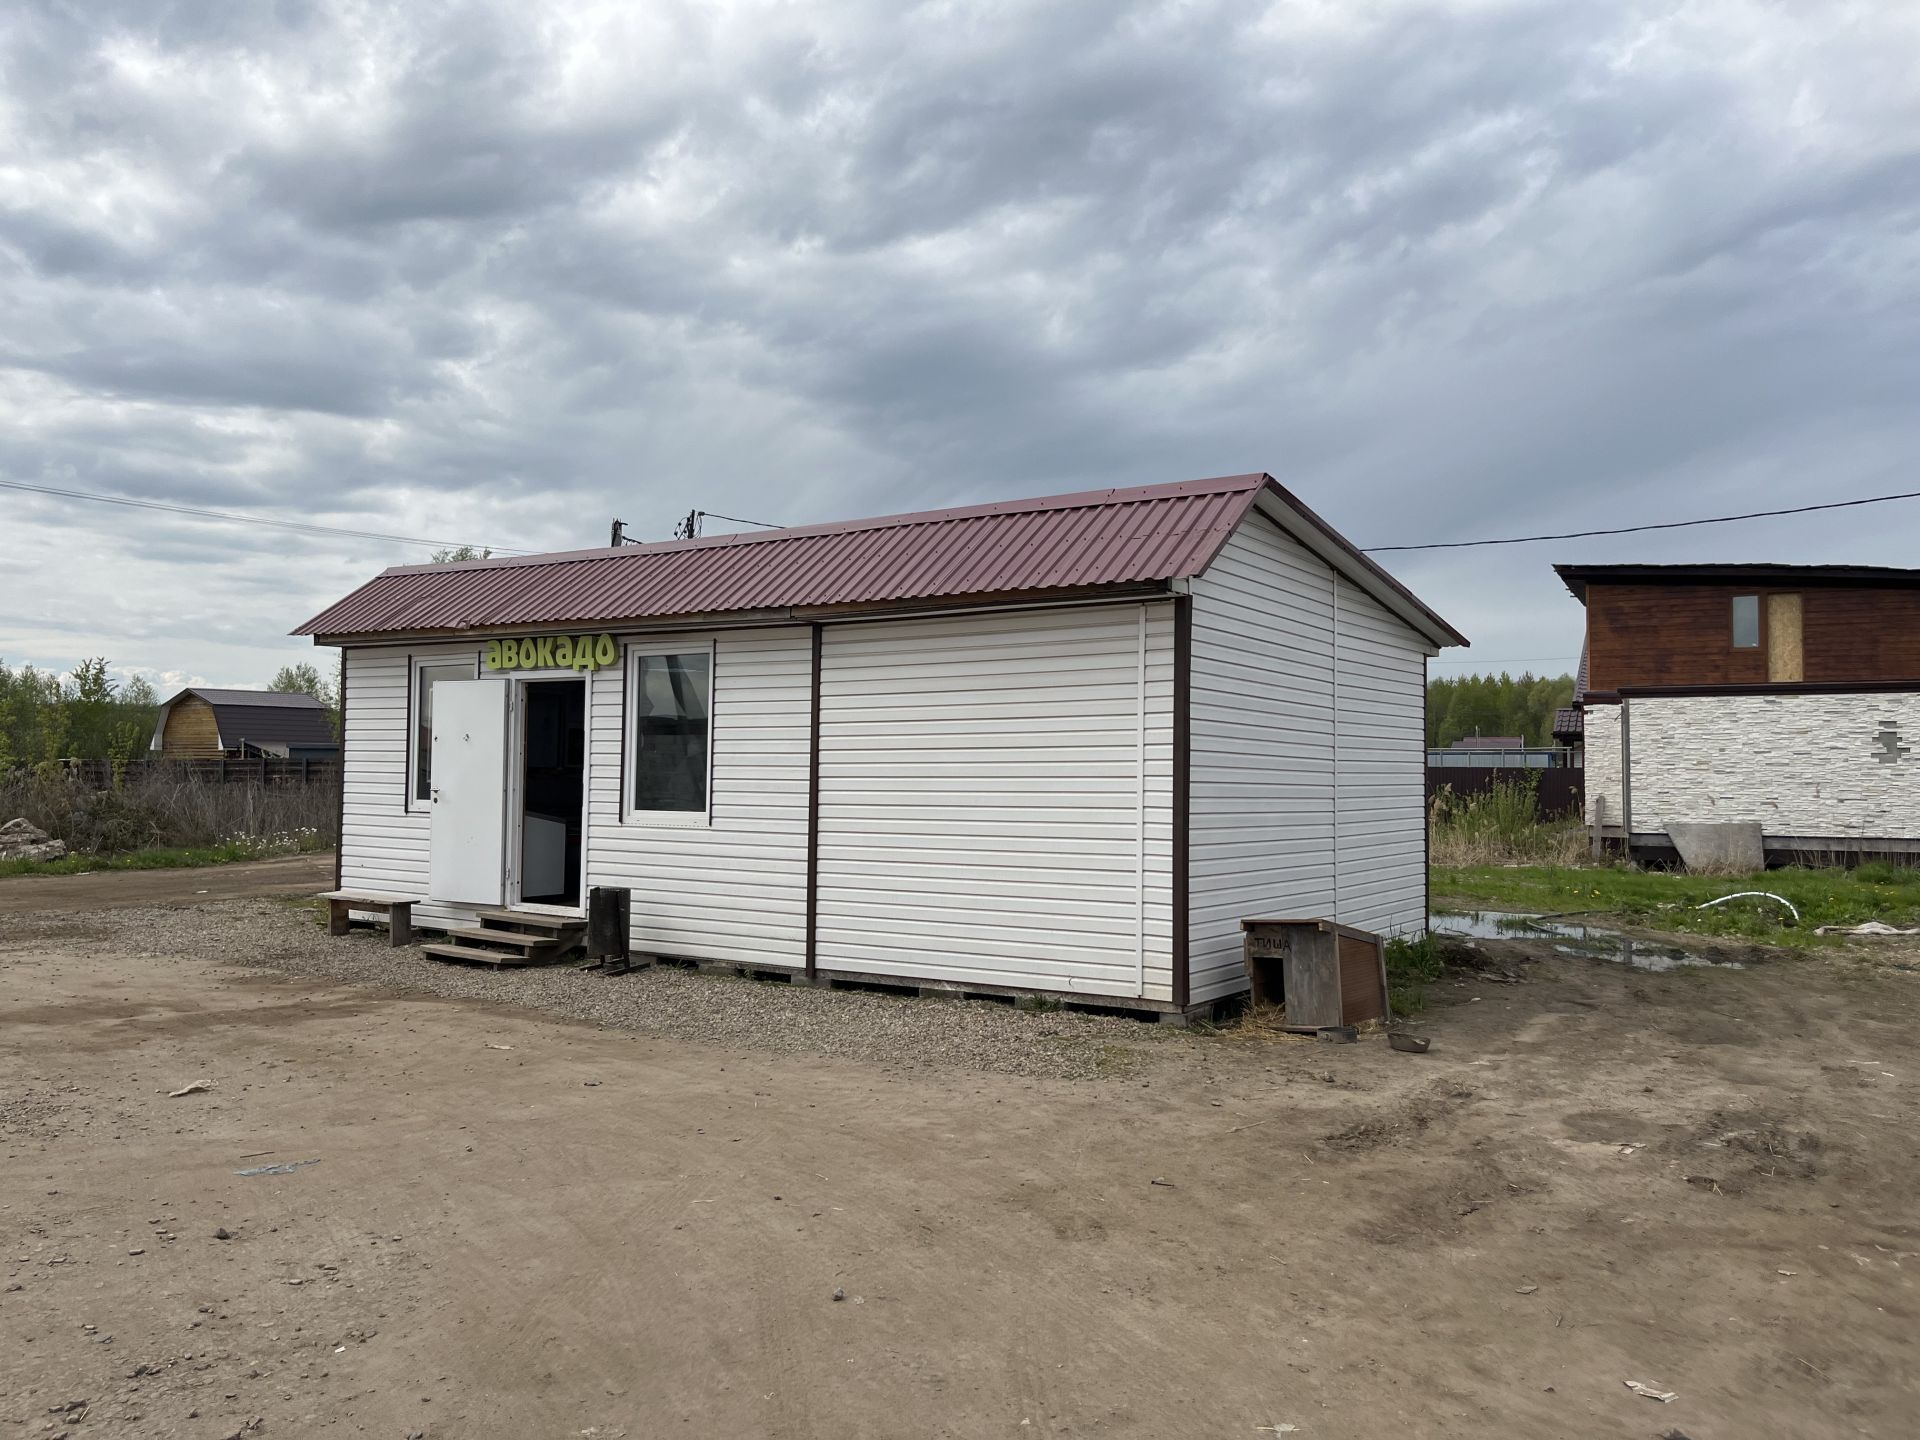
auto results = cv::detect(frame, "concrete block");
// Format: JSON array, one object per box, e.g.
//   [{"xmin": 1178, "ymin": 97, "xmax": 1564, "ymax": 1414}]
[{"xmin": 1666, "ymin": 821, "xmax": 1765, "ymax": 872}]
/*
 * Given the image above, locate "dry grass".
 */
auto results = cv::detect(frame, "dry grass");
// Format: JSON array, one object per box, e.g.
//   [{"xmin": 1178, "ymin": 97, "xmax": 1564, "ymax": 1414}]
[
  {"xmin": 0, "ymin": 767, "xmax": 337, "ymax": 857},
  {"xmin": 1428, "ymin": 781, "xmax": 1588, "ymax": 868}
]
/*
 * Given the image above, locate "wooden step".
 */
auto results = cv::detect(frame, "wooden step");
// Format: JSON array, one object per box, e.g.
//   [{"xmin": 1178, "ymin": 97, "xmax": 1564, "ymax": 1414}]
[
  {"xmin": 440, "ymin": 925, "xmax": 563, "ymax": 954},
  {"xmin": 474, "ymin": 908, "xmax": 584, "ymax": 932},
  {"xmin": 419, "ymin": 941, "xmax": 546, "ymax": 968}
]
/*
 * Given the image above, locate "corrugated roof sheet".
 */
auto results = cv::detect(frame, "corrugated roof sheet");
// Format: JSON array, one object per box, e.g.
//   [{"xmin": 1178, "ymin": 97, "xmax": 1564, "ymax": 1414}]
[
  {"xmin": 296, "ymin": 473, "xmax": 1466, "ymax": 646},
  {"xmin": 297, "ymin": 476, "xmax": 1259, "ymax": 638},
  {"xmin": 211, "ymin": 704, "xmax": 341, "ymax": 750},
  {"xmin": 169, "ymin": 688, "xmax": 329, "ymax": 710}
]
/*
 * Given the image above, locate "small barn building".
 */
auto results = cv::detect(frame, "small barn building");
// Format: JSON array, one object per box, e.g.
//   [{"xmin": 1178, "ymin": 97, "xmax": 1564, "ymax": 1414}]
[
  {"xmin": 297, "ymin": 474, "xmax": 1465, "ymax": 1016},
  {"xmin": 150, "ymin": 687, "xmax": 341, "ymax": 761}
]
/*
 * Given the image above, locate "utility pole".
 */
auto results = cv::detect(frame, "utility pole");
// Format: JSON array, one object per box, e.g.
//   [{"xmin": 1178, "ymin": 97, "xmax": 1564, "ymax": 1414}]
[
  {"xmin": 675, "ymin": 509, "xmax": 700, "ymax": 540},
  {"xmin": 609, "ymin": 519, "xmax": 626, "ymax": 547}
]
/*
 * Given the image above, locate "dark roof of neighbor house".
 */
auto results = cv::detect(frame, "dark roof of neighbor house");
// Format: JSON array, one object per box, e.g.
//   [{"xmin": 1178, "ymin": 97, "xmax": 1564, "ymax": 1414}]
[
  {"xmin": 1552, "ymin": 706, "xmax": 1584, "ymax": 739},
  {"xmin": 1554, "ymin": 562, "xmax": 1920, "ymax": 603},
  {"xmin": 178, "ymin": 688, "xmax": 331, "ymax": 709},
  {"xmin": 154, "ymin": 688, "xmax": 338, "ymax": 751},
  {"xmin": 296, "ymin": 474, "xmax": 1467, "ymax": 648}
]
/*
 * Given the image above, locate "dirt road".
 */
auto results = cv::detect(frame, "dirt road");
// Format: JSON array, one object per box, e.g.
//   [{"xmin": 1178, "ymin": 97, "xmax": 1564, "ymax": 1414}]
[
  {"xmin": 2, "ymin": 905, "xmax": 1916, "ymax": 1437},
  {"xmin": 0, "ymin": 852, "xmax": 333, "ymax": 914}
]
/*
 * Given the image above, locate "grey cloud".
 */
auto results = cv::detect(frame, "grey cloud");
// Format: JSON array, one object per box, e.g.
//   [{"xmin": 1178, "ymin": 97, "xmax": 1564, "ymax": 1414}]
[{"xmin": 1, "ymin": 0, "xmax": 1917, "ymax": 684}]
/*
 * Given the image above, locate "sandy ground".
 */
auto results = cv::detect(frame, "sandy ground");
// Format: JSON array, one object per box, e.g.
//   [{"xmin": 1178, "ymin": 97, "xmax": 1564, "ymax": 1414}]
[
  {"xmin": 0, "ymin": 854, "xmax": 333, "ymax": 915},
  {"xmin": 2, "ymin": 895, "xmax": 1918, "ymax": 1437}
]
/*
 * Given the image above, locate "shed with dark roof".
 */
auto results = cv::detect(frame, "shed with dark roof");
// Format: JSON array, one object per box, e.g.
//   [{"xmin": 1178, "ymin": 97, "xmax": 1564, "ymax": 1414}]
[
  {"xmin": 150, "ymin": 688, "xmax": 340, "ymax": 760},
  {"xmin": 299, "ymin": 473, "xmax": 1463, "ymax": 1016}
]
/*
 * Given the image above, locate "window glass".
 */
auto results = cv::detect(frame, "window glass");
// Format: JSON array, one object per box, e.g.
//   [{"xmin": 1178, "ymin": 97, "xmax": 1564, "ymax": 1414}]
[
  {"xmin": 632, "ymin": 651, "xmax": 711, "ymax": 813},
  {"xmin": 1731, "ymin": 595, "xmax": 1760, "ymax": 649},
  {"xmin": 415, "ymin": 662, "xmax": 474, "ymax": 803}
]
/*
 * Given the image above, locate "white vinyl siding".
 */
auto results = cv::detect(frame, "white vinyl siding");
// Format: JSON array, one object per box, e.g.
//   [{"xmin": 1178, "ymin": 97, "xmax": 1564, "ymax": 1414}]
[
  {"xmin": 815, "ymin": 602, "xmax": 1175, "ymax": 1000},
  {"xmin": 340, "ymin": 629, "xmax": 812, "ymax": 956},
  {"xmin": 339, "ymin": 642, "xmax": 480, "ymax": 931},
  {"xmin": 1186, "ymin": 511, "xmax": 1433, "ymax": 1004},
  {"xmin": 1333, "ymin": 576, "xmax": 1430, "ymax": 934},
  {"xmin": 589, "ymin": 627, "xmax": 812, "ymax": 967}
]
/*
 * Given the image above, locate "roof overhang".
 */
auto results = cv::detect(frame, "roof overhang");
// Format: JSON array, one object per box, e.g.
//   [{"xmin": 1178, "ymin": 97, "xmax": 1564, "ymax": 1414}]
[
  {"xmin": 1248, "ymin": 480, "xmax": 1468, "ymax": 650},
  {"xmin": 1555, "ymin": 562, "xmax": 1920, "ymax": 603},
  {"xmin": 306, "ymin": 582, "xmax": 1179, "ymax": 646}
]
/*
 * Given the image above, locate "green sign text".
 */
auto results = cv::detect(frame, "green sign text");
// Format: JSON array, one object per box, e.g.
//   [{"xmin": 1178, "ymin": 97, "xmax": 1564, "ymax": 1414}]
[{"xmin": 485, "ymin": 634, "xmax": 618, "ymax": 673}]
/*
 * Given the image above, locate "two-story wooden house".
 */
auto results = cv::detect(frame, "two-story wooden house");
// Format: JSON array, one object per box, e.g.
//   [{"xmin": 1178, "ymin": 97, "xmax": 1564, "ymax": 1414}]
[{"xmin": 1557, "ymin": 562, "xmax": 1920, "ymax": 861}]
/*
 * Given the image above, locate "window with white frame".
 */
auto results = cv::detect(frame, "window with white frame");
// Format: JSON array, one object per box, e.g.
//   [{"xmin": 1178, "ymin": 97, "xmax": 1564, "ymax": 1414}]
[
  {"xmin": 412, "ymin": 659, "xmax": 477, "ymax": 806},
  {"xmin": 628, "ymin": 648, "xmax": 712, "ymax": 817}
]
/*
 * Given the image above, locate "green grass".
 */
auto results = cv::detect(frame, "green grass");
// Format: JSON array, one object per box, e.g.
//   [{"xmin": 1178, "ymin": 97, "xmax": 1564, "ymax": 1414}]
[
  {"xmin": 1432, "ymin": 862, "xmax": 1920, "ymax": 947},
  {"xmin": 1384, "ymin": 933, "xmax": 1448, "ymax": 1013},
  {"xmin": 0, "ymin": 837, "xmax": 326, "ymax": 879}
]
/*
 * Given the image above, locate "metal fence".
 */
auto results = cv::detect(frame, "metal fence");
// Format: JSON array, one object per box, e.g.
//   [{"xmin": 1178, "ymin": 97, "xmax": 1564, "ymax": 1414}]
[
  {"xmin": 1427, "ymin": 766, "xmax": 1584, "ymax": 819},
  {"xmin": 37, "ymin": 757, "xmax": 342, "ymax": 790},
  {"xmin": 1426, "ymin": 746, "xmax": 1580, "ymax": 769}
]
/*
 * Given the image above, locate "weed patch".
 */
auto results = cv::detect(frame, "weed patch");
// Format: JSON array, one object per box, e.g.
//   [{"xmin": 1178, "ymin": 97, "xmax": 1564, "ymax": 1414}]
[
  {"xmin": 1433, "ymin": 863, "xmax": 1920, "ymax": 947},
  {"xmin": 1385, "ymin": 933, "xmax": 1452, "ymax": 1014},
  {"xmin": 1428, "ymin": 778, "xmax": 1586, "ymax": 867}
]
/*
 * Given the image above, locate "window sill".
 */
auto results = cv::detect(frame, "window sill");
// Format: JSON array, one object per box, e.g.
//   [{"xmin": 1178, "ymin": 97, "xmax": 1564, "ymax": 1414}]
[{"xmin": 623, "ymin": 812, "xmax": 713, "ymax": 829}]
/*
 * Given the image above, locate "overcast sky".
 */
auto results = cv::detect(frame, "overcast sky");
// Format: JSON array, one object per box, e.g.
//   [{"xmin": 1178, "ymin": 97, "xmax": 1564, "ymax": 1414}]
[{"xmin": 3, "ymin": 0, "xmax": 1917, "ymax": 693}]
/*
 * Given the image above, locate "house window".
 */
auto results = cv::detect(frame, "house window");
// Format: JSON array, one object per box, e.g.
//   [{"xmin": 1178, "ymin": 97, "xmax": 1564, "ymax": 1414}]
[
  {"xmin": 628, "ymin": 648, "xmax": 712, "ymax": 818},
  {"xmin": 413, "ymin": 660, "xmax": 477, "ymax": 805},
  {"xmin": 1731, "ymin": 595, "xmax": 1760, "ymax": 649}
]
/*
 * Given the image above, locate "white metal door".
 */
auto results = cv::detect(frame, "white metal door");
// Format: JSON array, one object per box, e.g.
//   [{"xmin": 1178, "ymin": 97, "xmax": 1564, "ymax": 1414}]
[{"xmin": 429, "ymin": 678, "xmax": 510, "ymax": 904}]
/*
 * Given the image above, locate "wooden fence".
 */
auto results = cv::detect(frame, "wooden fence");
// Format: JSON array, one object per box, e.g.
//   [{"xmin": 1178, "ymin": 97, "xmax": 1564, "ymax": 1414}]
[
  {"xmin": 35, "ymin": 758, "xmax": 342, "ymax": 790},
  {"xmin": 1427, "ymin": 766, "xmax": 1584, "ymax": 819}
]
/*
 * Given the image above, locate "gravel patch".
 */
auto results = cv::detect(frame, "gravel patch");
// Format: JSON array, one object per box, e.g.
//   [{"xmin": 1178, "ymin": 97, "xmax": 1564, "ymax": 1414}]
[{"xmin": 1, "ymin": 898, "xmax": 1191, "ymax": 1081}]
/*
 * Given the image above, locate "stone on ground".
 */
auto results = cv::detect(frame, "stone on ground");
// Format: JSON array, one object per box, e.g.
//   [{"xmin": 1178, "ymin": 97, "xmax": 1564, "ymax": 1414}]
[{"xmin": 0, "ymin": 817, "xmax": 69, "ymax": 863}]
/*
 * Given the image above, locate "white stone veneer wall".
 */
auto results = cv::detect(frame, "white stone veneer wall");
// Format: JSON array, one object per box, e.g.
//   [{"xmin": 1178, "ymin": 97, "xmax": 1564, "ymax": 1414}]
[
  {"xmin": 1628, "ymin": 692, "xmax": 1920, "ymax": 839},
  {"xmin": 1583, "ymin": 703, "xmax": 1622, "ymax": 829}
]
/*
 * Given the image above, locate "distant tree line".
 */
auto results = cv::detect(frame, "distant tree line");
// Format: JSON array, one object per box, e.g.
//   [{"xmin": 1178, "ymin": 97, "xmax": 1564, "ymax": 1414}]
[
  {"xmin": 0, "ymin": 657, "xmax": 340, "ymax": 768},
  {"xmin": 0, "ymin": 658, "xmax": 157, "ymax": 769},
  {"xmin": 1426, "ymin": 672, "xmax": 1576, "ymax": 749}
]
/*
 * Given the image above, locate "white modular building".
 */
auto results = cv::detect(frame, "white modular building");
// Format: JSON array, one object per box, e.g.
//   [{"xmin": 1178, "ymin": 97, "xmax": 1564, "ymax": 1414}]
[{"xmin": 298, "ymin": 474, "xmax": 1465, "ymax": 1017}]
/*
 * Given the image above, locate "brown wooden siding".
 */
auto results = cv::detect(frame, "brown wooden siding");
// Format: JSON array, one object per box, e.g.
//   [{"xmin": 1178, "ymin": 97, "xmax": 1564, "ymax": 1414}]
[
  {"xmin": 1801, "ymin": 589, "xmax": 1920, "ymax": 682},
  {"xmin": 1585, "ymin": 583, "xmax": 1920, "ymax": 693},
  {"xmin": 159, "ymin": 697, "xmax": 223, "ymax": 758}
]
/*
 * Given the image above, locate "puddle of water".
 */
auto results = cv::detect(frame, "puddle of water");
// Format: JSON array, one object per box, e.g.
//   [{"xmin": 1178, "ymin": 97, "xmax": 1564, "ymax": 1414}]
[{"xmin": 1430, "ymin": 910, "xmax": 1742, "ymax": 971}]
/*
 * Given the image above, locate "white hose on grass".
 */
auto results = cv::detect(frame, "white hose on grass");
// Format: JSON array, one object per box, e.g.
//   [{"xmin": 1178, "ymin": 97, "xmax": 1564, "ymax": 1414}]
[{"xmin": 1695, "ymin": 891, "xmax": 1800, "ymax": 923}]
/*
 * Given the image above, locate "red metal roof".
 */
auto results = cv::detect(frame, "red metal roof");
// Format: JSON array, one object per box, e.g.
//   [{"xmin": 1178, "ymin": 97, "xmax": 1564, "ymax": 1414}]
[{"xmin": 295, "ymin": 473, "xmax": 1465, "ymax": 645}]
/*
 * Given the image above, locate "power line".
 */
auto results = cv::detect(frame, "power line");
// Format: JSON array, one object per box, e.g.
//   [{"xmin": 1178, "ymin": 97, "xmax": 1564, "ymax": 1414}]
[
  {"xmin": 1363, "ymin": 487, "xmax": 1920, "ymax": 552},
  {"xmin": 21, "ymin": 471, "xmax": 1910, "ymax": 571},
  {"xmin": 698, "ymin": 509, "xmax": 782, "ymax": 532},
  {"xmin": 0, "ymin": 478, "xmax": 528, "ymax": 554},
  {"xmin": 654, "ymin": 508, "xmax": 785, "ymax": 542}
]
